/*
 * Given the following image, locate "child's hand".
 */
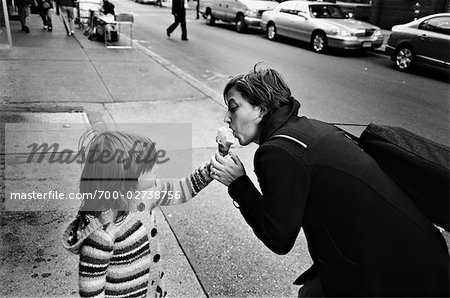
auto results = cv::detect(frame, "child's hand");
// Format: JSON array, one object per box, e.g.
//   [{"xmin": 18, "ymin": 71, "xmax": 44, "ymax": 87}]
[{"xmin": 199, "ymin": 161, "xmax": 213, "ymax": 183}]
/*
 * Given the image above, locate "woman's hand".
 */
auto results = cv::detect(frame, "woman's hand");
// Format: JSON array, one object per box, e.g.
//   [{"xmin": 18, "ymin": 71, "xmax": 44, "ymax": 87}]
[{"xmin": 210, "ymin": 151, "xmax": 246, "ymax": 186}]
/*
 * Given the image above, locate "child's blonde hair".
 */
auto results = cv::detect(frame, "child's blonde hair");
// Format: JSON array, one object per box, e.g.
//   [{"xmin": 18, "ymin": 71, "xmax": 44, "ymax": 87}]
[{"xmin": 78, "ymin": 128, "xmax": 157, "ymax": 213}]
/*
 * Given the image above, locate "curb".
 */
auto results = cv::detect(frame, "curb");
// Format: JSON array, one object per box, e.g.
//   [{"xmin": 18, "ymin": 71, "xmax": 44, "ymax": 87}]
[{"xmin": 134, "ymin": 41, "xmax": 225, "ymax": 108}]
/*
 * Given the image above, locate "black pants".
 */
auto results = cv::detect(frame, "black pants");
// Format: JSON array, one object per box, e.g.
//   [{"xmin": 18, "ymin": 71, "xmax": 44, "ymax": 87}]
[
  {"xmin": 167, "ymin": 12, "xmax": 187, "ymax": 39},
  {"xmin": 40, "ymin": 8, "xmax": 53, "ymax": 28}
]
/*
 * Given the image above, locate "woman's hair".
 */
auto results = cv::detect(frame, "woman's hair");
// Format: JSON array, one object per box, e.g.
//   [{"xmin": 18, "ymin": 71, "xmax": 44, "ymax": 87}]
[
  {"xmin": 223, "ymin": 64, "xmax": 293, "ymax": 119},
  {"xmin": 77, "ymin": 128, "xmax": 157, "ymax": 213}
]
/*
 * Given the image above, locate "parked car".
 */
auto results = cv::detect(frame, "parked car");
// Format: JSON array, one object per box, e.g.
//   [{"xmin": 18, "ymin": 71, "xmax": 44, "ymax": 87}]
[
  {"xmin": 199, "ymin": 0, "xmax": 279, "ymax": 33},
  {"xmin": 386, "ymin": 13, "xmax": 450, "ymax": 72},
  {"xmin": 135, "ymin": 0, "xmax": 159, "ymax": 5},
  {"xmin": 260, "ymin": 0, "xmax": 384, "ymax": 53}
]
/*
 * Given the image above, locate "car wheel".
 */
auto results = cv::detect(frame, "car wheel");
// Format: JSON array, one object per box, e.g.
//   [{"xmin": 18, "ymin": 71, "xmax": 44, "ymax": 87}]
[
  {"xmin": 236, "ymin": 15, "xmax": 246, "ymax": 33},
  {"xmin": 311, "ymin": 32, "xmax": 327, "ymax": 53},
  {"xmin": 394, "ymin": 45, "xmax": 416, "ymax": 71},
  {"xmin": 206, "ymin": 12, "xmax": 215, "ymax": 26},
  {"xmin": 267, "ymin": 23, "xmax": 277, "ymax": 41}
]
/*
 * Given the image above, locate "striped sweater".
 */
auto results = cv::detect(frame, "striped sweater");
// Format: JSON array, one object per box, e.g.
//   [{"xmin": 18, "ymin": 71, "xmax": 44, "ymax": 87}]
[{"xmin": 62, "ymin": 162, "xmax": 212, "ymax": 298}]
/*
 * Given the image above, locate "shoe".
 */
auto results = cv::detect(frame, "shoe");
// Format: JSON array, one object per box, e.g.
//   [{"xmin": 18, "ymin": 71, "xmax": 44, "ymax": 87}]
[
  {"xmin": 48, "ymin": 27, "xmax": 52, "ymax": 32},
  {"xmin": 24, "ymin": 26, "xmax": 30, "ymax": 33},
  {"xmin": 166, "ymin": 29, "xmax": 170, "ymax": 37},
  {"xmin": 71, "ymin": 30, "xmax": 75, "ymax": 35},
  {"xmin": 181, "ymin": 37, "xmax": 188, "ymax": 41},
  {"xmin": 43, "ymin": 25, "xmax": 48, "ymax": 30},
  {"xmin": 68, "ymin": 32, "xmax": 72, "ymax": 36}
]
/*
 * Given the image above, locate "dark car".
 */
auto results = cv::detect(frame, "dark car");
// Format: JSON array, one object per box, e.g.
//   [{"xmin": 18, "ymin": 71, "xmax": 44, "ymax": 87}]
[{"xmin": 386, "ymin": 13, "xmax": 450, "ymax": 72}]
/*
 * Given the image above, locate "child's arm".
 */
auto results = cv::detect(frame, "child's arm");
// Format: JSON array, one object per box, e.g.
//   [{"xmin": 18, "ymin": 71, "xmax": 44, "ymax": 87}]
[
  {"xmin": 78, "ymin": 230, "xmax": 113, "ymax": 298},
  {"xmin": 140, "ymin": 161, "xmax": 212, "ymax": 210}
]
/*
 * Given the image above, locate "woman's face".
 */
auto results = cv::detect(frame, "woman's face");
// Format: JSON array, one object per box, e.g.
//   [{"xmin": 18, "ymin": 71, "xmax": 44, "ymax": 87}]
[{"xmin": 224, "ymin": 87, "xmax": 264, "ymax": 146}]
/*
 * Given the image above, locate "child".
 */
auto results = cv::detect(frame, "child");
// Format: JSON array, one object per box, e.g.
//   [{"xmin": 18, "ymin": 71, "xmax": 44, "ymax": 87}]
[{"xmin": 62, "ymin": 129, "xmax": 212, "ymax": 297}]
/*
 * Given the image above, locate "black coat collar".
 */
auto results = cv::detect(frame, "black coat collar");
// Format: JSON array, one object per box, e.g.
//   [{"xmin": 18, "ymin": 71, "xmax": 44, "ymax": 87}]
[{"xmin": 259, "ymin": 98, "xmax": 300, "ymax": 144}]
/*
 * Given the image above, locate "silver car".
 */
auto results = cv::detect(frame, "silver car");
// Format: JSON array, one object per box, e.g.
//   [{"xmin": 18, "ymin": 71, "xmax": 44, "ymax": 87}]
[
  {"xmin": 200, "ymin": 0, "xmax": 279, "ymax": 33},
  {"xmin": 385, "ymin": 13, "xmax": 450, "ymax": 72},
  {"xmin": 260, "ymin": 0, "xmax": 384, "ymax": 53}
]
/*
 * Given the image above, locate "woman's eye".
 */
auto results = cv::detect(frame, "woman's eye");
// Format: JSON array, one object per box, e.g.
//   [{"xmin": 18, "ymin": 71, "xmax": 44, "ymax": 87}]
[{"xmin": 228, "ymin": 106, "xmax": 237, "ymax": 112}]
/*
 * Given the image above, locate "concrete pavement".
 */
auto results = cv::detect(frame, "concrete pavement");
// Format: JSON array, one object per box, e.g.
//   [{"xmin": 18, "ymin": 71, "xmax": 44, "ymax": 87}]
[{"xmin": 0, "ymin": 10, "xmax": 226, "ymax": 297}]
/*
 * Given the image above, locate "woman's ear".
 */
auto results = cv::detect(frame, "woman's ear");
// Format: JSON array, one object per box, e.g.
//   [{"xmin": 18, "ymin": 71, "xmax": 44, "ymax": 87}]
[{"xmin": 258, "ymin": 107, "xmax": 267, "ymax": 119}]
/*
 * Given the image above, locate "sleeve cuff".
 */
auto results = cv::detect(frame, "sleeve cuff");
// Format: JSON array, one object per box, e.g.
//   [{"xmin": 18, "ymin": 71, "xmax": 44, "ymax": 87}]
[{"xmin": 228, "ymin": 175, "xmax": 260, "ymax": 207}]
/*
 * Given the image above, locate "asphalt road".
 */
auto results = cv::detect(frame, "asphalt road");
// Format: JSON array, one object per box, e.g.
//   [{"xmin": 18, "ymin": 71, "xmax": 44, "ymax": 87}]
[
  {"xmin": 118, "ymin": 0, "xmax": 448, "ymax": 145},
  {"xmin": 113, "ymin": 2, "xmax": 449, "ymax": 297}
]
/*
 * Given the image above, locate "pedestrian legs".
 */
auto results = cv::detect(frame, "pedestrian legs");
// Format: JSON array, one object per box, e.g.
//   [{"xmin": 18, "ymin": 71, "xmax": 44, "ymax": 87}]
[
  {"xmin": 180, "ymin": 13, "xmax": 187, "ymax": 40},
  {"xmin": 46, "ymin": 9, "xmax": 53, "ymax": 30},
  {"xmin": 18, "ymin": 4, "xmax": 31, "ymax": 32},
  {"xmin": 53, "ymin": 0, "xmax": 60, "ymax": 15},
  {"xmin": 167, "ymin": 15, "xmax": 180, "ymax": 36},
  {"xmin": 60, "ymin": 6, "xmax": 75, "ymax": 35},
  {"xmin": 196, "ymin": 0, "xmax": 200, "ymax": 19},
  {"xmin": 166, "ymin": 13, "xmax": 187, "ymax": 40},
  {"xmin": 40, "ymin": 8, "xmax": 52, "ymax": 30}
]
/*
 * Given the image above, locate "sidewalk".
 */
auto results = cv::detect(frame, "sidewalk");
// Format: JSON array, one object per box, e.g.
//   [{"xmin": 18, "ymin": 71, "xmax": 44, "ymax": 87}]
[{"xmin": 0, "ymin": 11, "xmax": 221, "ymax": 297}]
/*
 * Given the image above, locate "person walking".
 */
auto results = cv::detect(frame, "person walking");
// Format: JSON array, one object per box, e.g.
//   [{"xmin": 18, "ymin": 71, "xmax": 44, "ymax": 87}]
[
  {"xmin": 38, "ymin": 0, "xmax": 53, "ymax": 31},
  {"xmin": 57, "ymin": 0, "xmax": 76, "ymax": 35},
  {"xmin": 196, "ymin": 0, "xmax": 200, "ymax": 19},
  {"xmin": 16, "ymin": 0, "xmax": 34, "ymax": 33},
  {"xmin": 210, "ymin": 65, "xmax": 449, "ymax": 297},
  {"xmin": 166, "ymin": 0, "xmax": 187, "ymax": 40}
]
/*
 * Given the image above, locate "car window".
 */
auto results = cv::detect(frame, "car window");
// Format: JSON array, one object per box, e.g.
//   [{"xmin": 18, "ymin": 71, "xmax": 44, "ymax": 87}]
[
  {"xmin": 418, "ymin": 16, "xmax": 450, "ymax": 35},
  {"xmin": 279, "ymin": 1, "xmax": 297, "ymax": 14},
  {"xmin": 309, "ymin": 4, "xmax": 346, "ymax": 18},
  {"xmin": 295, "ymin": 3, "xmax": 308, "ymax": 15}
]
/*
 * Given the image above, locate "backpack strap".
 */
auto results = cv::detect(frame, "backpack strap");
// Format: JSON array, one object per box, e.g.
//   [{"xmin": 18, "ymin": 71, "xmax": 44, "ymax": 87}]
[{"xmin": 271, "ymin": 134, "xmax": 308, "ymax": 148}]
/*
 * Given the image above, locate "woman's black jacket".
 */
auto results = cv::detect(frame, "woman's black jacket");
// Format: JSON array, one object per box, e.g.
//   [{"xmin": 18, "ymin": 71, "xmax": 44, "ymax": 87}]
[{"xmin": 228, "ymin": 99, "xmax": 449, "ymax": 297}]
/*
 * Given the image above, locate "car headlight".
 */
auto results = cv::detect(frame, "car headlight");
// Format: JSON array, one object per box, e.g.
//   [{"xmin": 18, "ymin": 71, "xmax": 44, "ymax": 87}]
[
  {"xmin": 329, "ymin": 29, "xmax": 353, "ymax": 37},
  {"xmin": 374, "ymin": 29, "xmax": 383, "ymax": 36},
  {"xmin": 246, "ymin": 9, "xmax": 259, "ymax": 18}
]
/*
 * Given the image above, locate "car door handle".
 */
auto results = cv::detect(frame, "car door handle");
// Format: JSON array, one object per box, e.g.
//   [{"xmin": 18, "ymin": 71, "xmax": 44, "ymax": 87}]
[{"xmin": 418, "ymin": 34, "xmax": 428, "ymax": 40}]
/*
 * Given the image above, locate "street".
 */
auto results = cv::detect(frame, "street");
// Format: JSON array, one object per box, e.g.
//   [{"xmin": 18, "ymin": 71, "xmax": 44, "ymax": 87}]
[
  {"xmin": 1, "ymin": 2, "xmax": 449, "ymax": 297},
  {"xmin": 119, "ymin": 0, "xmax": 448, "ymax": 144}
]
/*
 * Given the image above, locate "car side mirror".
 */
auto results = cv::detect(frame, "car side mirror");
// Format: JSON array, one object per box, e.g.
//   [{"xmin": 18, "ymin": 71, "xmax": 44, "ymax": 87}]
[{"xmin": 346, "ymin": 12, "xmax": 354, "ymax": 18}]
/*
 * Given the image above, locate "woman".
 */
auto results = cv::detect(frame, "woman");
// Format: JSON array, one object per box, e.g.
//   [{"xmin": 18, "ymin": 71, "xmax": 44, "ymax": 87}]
[{"xmin": 210, "ymin": 65, "xmax": 449, "ymax": 297}]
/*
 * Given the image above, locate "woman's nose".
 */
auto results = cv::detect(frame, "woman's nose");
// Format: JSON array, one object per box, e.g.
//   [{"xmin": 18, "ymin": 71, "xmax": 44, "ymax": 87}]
[{"xmin": 223, "ymin": 111, "xmax": 231, "ymax": 124}]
